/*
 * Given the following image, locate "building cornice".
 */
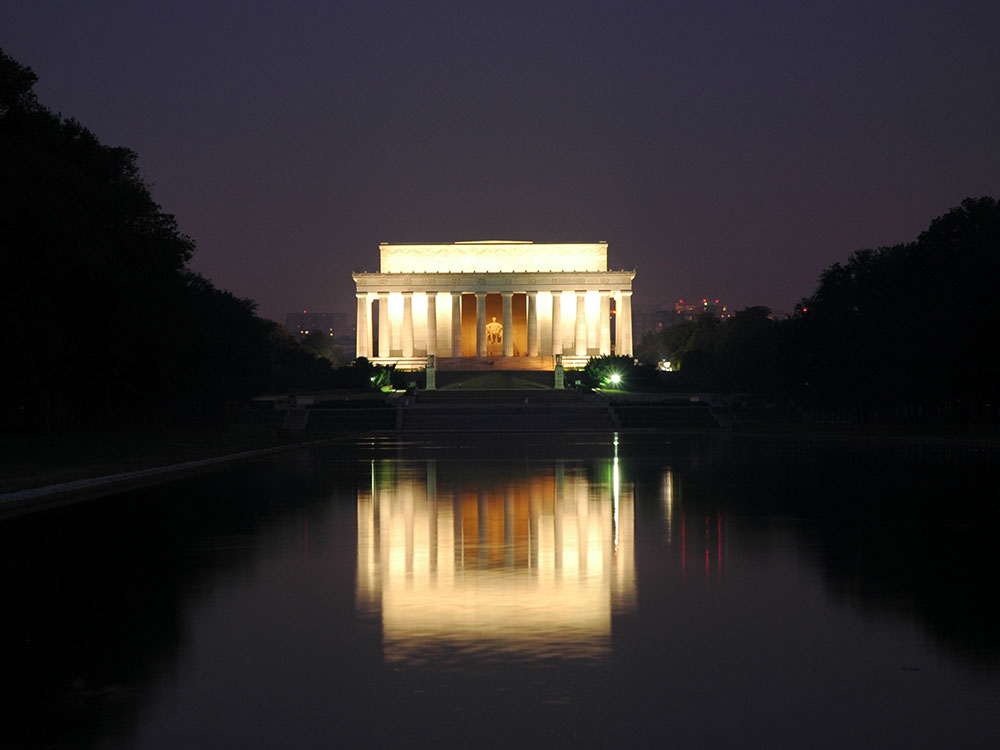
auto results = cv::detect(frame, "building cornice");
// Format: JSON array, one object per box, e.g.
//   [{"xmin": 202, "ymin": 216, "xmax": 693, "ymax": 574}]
[{"xmin": 353, "ymin": 270, "xmax": 636, "ymax": 294}]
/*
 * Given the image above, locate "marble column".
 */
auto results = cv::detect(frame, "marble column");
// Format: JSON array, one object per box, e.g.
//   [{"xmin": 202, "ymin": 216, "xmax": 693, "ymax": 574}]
[
  {"xmin": 599, "ymin": 291, "xmax": 611, "ymax": 355},
  {"xmin": 401, "ymin": 291, "xmax": 414, "ymax": 357},
  {"xmin": 614, "ymin": 292, "xmax": 622, "ymax": 354},
  {"xmin": 575, "ymin": 291, "xmax": 587, "ymax": 356},
  {"xmin": 356, "ymin": 292, "xmax": 371, "ymax": 359},
  {"xmin": 425, "ymin": 291, "xmax": 437, "ymax": 357},
  {"xmin": 618, "ymin": 290, "xmax": 634, "ymax": 356},
  {"xmin": 451, "ymin": 292, "xmax": 462, "ymax": 357},
  {"xmin": 378, "ymin": 291, "xmax": 390, "ymax": 358},
  {"xmin": 476, "ymin": 292, "xmax": 487, "ymax": 357},
  {"xmin": 502, "ymin": 291, "xmax": 513, "ymax": 357},
  {"xmin": 551, "ymin": 291, "xmax": 563, "ymax": 356},
  {"xmin": 527, "ymin": 291, "xmax": 539, "ymax": 357}
]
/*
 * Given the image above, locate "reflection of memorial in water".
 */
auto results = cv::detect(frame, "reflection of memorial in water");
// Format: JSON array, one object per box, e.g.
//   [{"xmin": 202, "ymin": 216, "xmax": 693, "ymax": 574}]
[{"xmin": 357, "ymin": 455, "xmax": 635, "ymax": 663}]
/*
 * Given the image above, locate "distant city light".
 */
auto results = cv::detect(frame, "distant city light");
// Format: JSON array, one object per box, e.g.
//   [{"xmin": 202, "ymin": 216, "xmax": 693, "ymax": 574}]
[{"xmin": 609, "ymin": 373, "xmax": 622, "ymax": 384}]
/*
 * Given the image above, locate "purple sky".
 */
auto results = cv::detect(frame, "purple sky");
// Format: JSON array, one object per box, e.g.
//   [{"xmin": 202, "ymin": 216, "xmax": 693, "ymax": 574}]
[{"xmin": 4, "ymin": 1, "xmax": 998, "ymax": 321}]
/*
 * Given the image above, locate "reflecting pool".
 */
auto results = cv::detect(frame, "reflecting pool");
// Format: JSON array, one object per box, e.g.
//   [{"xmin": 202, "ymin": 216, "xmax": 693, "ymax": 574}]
[{"xmin": 2, "ymin": 434, "xmax": 998, "ymax": 748}]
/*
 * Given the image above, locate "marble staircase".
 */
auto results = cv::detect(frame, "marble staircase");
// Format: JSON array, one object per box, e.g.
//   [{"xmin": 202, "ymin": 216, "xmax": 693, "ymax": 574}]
[{"xmin": 398, "ymin": 390, "xmax": 619, "ymax": 432}]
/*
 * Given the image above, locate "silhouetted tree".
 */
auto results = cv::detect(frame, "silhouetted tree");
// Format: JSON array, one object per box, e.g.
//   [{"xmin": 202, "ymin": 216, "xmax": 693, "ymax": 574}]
[
  {"xmin": 300, "ymin": 331, "xmax": 350, "ymax": 368},
  {"xmin": 791, "ymin": 196, "xmax": 1000, "ymax": 422},
  {"xmin": 1, "ymin": 49, "xmax": 335, "ymax": 432}
]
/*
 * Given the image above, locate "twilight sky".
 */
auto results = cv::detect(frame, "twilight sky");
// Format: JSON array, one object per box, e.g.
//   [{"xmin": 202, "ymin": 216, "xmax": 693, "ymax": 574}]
[{"xmin": 4, "ymin": 1, "xmax": 998, "ymax": 321}]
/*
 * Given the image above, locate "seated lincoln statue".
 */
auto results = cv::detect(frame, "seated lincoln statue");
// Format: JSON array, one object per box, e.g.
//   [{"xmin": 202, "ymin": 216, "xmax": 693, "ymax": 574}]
[{"xmin": 485, "ymin": 316, "xmax": 503, "ymax": 344}]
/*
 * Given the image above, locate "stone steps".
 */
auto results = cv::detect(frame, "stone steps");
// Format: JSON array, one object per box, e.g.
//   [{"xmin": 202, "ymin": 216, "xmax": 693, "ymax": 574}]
[
  {"xmin": 400, "ymin": 394, "xmax": 618, "ymax": 432},
  {"xmin": 433, "ymin": 356, "xmax": 555, "ymax": 371}
]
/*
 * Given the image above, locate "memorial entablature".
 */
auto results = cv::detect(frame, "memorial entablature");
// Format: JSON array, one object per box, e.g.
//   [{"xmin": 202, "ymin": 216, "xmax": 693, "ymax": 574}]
[{"xmin": 353, "ymin": 241, "xmax": 635, "ymax": 370}]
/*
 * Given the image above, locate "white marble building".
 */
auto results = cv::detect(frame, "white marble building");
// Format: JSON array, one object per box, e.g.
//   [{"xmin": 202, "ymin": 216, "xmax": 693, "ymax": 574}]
[{"xmin": 352, "ymin": 241, "xmax": 635, "ymax": 369}]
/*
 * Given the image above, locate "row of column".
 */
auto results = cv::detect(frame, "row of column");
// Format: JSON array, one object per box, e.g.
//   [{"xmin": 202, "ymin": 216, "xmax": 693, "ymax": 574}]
[{"xmin": 356, "ymin": 290, "xmax": 633, "ymax": 359}]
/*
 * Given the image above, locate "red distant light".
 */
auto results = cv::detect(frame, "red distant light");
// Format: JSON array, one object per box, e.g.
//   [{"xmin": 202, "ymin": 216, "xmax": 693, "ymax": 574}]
[
  {"xmin": 715, "ymin": 299, "xmax": 719, "ymax": 304},
  {"xmin": 679, "ymin": 299, "xmax": 683, "ymax": 303},
  {"xmin": 702, "ymin": 298, "xmax": 707, "ymax": 303}
]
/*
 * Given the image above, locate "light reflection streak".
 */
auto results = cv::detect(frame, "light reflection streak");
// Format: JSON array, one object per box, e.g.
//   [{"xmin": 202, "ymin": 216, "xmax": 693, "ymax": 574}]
[
  {"xmin": 659, "ymin": 469, "xmax": 726, "ymax": 585},
  {"xmin": 357, "ymin": 456, "xmax": 635, "ymax": 663},
  {"xmin": 718, "ymin": 513, "xmax": 723, "ymax": 582},
  {"xmin": 613, "ymin": 433, "xmax": 620, "ymax": 553},
  {"xmin": 661, "ymin": 469, "xmax": 674, "ymax": 545}
]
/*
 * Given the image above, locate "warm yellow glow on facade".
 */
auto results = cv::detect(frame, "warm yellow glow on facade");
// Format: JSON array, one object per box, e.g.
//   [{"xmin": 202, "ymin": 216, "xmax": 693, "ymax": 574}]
[
  {"xmin": 353, "ymin": 240, "xmax": 635, "ymax": 364},
  {"xmin": 356, "ymin": 458, "xmax": 635, "ymax": 662}
]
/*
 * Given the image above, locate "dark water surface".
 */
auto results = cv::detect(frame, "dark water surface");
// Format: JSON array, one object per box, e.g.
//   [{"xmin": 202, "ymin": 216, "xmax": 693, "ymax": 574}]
[{"xmin": 3, "ymin": 434, "xmax": 998, "ymax": 748}]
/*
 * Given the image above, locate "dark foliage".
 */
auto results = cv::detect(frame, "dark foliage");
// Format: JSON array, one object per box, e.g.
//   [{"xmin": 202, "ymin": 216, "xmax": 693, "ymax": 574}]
[
  {"xmin": 636, "ymin": 307, "xmax": 783, "ymax": 392},
  {"xmin": 1, "ymin": 50, "xmax": 334, "ymax": 432},
  {"xmin": 635, "ymin": 197, "xmax": 999, "ymax": 424},
  {"xmin": 790, "ymin": 196, "xmax": 1000, "ymax": 422},
  {"xmin": 583, "ymin": 354, "xmax": 637, "ymax": 389}
]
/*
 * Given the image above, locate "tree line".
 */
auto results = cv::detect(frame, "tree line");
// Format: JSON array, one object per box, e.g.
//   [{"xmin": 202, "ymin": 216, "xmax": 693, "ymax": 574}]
[
  {"xmin": 636, "ymin": 196, "xmax": 999, "ymax": 424},
  {"xmin": 4, "ymin": 47, "xmax": 996, "ymax": 431},
  {"xmin": 1, "ymin": 50, "xmax": 354, "ymax": 433}
]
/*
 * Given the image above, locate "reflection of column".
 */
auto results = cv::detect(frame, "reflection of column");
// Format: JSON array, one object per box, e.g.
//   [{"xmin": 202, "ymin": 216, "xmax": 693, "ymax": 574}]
[
  {"xmin": 575, "ymin": 291, "xmax": 587, "ymax": 356},
  {"xmin": 426, "ymin": 291, "xmax": 437, "ymax": 357},
  {"xmin": 356, "ymin": 292, "xmax": 371, "ymax": 358},
  {"xmin": 403, "ymin": 481, "xmax": 414, "ymax": 574},
  {"xmin": 599, "ymin": 291, "xmax": 611, "ymax": 355},
  {"xmin": 476, "ymin": 292, "xmax": 487, "ymax": 357},
  {"xmin": 477, "ymin": 490, "xmax": 487, "ymax": 567},
  {"xmin": 504, "ymin": 486, "xmax": 514, "ymax": 567},
  {"xmin": 528, "ymin": 480, "xmax": 539, "ymax": 569},
  {"xmin": 451, "ymin": 292, "xmax": 462, "ymax": 357},
  {"xmin": 554, "ymin": 461, "xmax": 564, "ymax": 572},
  {"xmin": 618, "ymin": 290, "xmax": 633, "ymax": 356},
  {"xmin": 551, "ymin": 290, "xmax": 562, "ymax": 356},
  {"xmin": 427, "ymin": 460, "xmax": 438, "ymax": 576},
  {"xmin": 527, "ymin": 291, "xmax": 538, "ymax": 357},
  {"xmin": 378, "ymin": 291, "xmax": 390, "ymax": 358},
  {"xmin": 502, "ymin": 292, "xmax": 513, "ymax": 357},
  {"xmin": 402, "ymin": 291, "xmax": 414, "ymax": 357}
]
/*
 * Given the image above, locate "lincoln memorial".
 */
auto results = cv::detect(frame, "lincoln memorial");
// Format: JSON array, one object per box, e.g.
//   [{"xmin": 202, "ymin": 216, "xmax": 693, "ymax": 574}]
[{"xmin": 353, "ymin": 241, "xmax": 636, "ymax": 370}]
